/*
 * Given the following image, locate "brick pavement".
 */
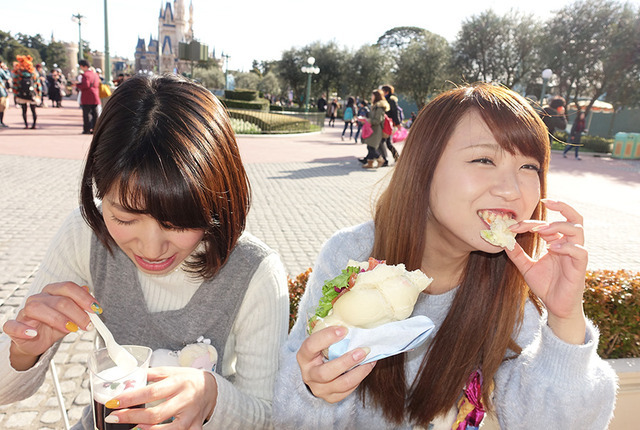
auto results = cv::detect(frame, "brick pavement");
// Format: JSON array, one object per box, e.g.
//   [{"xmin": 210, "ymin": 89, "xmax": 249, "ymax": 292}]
[{"xmin": 0, "ymin": 103, "xmax": 639, "ymax": 428}]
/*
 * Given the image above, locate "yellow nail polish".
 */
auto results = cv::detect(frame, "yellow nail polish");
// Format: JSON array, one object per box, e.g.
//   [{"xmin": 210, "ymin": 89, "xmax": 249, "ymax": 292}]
[
  {"xmin": 65, "ymin": 321, "xmax": 78, "ymax": 332},
  {"xmin": 91, "ymin": 302, "xmax": 103, "ymax": 314},
  {"xmin": 82, "ymin": 285, "xmax": 90, "ymax": 292},
  {"xmin": 105, "ymin": 399, "xmax": 120, "ymax": 409}
]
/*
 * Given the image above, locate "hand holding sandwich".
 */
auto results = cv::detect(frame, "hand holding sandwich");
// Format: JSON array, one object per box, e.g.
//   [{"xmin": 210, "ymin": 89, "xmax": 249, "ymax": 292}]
[
  {"xmin": 297, "ymin": 325, "xmax": 376, "ymax": 403},
  {"xmin": 298, "ymin": 259, "xmax": 432, "ymax": 402}
]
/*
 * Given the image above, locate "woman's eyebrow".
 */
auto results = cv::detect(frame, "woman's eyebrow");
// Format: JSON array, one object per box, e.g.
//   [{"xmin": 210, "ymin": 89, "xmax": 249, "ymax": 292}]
[
  {"xmin": 107, "ymin": 199, "xmax": 131, "ymax": 212},
  {"xmin": 461, "ymin": 142, "xmax": 501, "ymax": 151}
]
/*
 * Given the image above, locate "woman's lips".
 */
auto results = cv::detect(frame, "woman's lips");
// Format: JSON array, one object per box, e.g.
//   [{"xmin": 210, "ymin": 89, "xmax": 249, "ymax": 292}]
[{"xmin": 134, "ymin": 254, "xmax": 177, "ymax": 272}]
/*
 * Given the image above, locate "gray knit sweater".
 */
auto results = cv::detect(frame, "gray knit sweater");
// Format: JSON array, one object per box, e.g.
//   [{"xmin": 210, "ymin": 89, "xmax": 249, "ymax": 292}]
[{"xmin": 273, "ymin": 221, "xmax": 618, "ymax": 429}]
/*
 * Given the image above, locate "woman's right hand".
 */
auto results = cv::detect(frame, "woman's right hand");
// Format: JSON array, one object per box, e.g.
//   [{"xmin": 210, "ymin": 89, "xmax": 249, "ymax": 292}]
[
  {"xmin": 296, "ymin": 326, "xmax": 376, "ymax": 404},
  {"xmin": 2, "ymin": 282, "xmax": 99, "ymax": 370}
]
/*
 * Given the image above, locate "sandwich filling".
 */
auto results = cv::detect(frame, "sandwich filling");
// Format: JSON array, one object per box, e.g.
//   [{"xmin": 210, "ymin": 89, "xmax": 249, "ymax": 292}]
[{"xmin": 478, "ymin": 210, "xmax": 517, "ymax": 251}]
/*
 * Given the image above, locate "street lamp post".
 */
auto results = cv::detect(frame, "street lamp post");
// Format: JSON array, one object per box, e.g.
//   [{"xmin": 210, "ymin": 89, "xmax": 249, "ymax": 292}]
[
  {"xmin": 540, "ymin": 68, "xmax": 552, "ymax": 106},
  {"xmin": 221, "ymin": 52, "xmax": 230, "ymax": 90},
  {"xmin": 301, "ymin": 56, "xmax": 320, "ymax": 113},
  {"xmin": 103, "ymin": 0, "xmax": 111, "ymax": 84},
  {"xmin": 71, "ymin": 13, "xmax": 85, "ymax": 62}
]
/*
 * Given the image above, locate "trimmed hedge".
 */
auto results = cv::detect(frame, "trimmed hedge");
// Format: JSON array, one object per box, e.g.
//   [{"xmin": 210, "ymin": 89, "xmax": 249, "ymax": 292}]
[
  {"xmin": 225, "ymin": 89, "xmax": 258, "ymax": 101},
  {"xmin": 220, "ymin": 98, "xmax": 269, "ymax": 112},
  {"xmin": 287, "ymin": 268, "xmax": 640, "ymax": 359},
  {"xmin": 583, "ymin": 270, "xmax": 640, "ymax": 359},
  {"xmin": 228, "ymin": 109, "xmax": 312, "ymax": 133}
]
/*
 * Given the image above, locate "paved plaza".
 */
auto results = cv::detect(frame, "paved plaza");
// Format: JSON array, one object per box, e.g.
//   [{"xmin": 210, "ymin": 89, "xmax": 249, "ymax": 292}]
[{"xmin": 0, "ymin": 103, "xmax": 639, "ymax": 428}]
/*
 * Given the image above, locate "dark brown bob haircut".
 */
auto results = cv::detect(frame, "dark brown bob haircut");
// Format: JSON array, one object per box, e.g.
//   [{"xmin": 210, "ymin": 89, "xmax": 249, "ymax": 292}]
[
  {"xmin": 363, "ymin": 83, "xmax": 550, "ymax": 426},
  {"xmin": 80, "ymin": 73, "xmax": 250, "ymax": 279}
]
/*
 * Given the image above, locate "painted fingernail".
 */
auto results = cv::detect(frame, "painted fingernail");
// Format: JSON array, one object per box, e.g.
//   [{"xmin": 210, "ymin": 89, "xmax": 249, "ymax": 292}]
[
  {"xmin": 81, "ymin": 285, "xmax": 90, "ymax": 292},
  {"xmin": 85, "ymin": 322, "xmax": 94, "ymax": 331},
  {"xmin": 25, "ymin": 329, "xmax": 38, "ymax": 337},
  {"xmin": 91, "ymin": 302, "xmax": 103, "ymax": 314},
  {"xmin": 65, "ymin": 321, "xmax": 78, "ymax": 332},
  {"xmin": 104, "ymin": 414, "xmax": 119, "ymax": 424},
  {"xmin": 105, "ymin": 399, "xmax": 120, "ymax": 409}
]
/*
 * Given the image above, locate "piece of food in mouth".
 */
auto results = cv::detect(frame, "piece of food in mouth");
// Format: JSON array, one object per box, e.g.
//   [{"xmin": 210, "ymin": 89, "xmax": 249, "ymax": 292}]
[
  {"xmin": 479, "ymin": 210, "xmax": 518, "ymax": 251},
  {"xmin": 308, "ymin": 258, "xmax": 433, "ymax": 334}
]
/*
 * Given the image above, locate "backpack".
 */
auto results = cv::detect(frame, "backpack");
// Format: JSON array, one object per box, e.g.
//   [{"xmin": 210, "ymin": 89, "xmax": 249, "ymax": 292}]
[
  {"xmin": 382, "ymin": 114, "xmax": 394, "ymax": 138},
  {"xmin": 343, "ymin": 106, "xmax": 354, "ymax": 121},
  {"xmin": 18, "ymin": 73, "xmax": 36, "ymax": 101}
]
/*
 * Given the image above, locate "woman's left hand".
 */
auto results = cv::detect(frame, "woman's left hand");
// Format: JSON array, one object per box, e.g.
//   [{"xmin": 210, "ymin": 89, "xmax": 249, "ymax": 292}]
[
  {"xmin": 103, "ymin": 367, "xmax": 217, "ymax": 429},
  {"xmin": 506, "ymin": 199, "xmax": 587, "ymax": 344}
]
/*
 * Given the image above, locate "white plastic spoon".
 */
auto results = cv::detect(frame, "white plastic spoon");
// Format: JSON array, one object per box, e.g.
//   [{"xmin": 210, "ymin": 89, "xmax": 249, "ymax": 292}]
[{"xmin": 88, "ymin": 312, "xmax": 138, "ymax": 371}]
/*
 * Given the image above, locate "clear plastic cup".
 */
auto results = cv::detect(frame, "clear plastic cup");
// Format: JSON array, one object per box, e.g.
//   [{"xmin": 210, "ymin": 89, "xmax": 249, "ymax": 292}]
[{"xmin": 88, "ymin": 345, "xmax": 152, "ymax": 430}]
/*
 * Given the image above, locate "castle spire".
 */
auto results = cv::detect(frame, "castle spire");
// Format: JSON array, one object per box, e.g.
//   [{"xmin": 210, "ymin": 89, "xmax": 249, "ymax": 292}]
[{"xmin": 188, "ymin": 0, "xmax": 194, "ymax": 41}]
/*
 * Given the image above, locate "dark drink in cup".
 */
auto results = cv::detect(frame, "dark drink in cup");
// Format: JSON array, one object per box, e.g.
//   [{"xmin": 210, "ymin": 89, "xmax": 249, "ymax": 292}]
[
  {"xmin": 93, "ymin": 400, "xmax": 143, "ymax": 430},
  {"xmin": 88, "ymin": 346, "xmax": 152, "ymax": 430}
]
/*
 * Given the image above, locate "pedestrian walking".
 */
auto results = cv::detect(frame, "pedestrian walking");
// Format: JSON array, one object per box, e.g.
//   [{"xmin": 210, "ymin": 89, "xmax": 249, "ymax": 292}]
[
  {"xmin": 0, "ymin": 60, "xmax": 11, "ymax": 127},
  {"xmin": 379, "ymin": 84, "xmax": 401, "ymax": 162},
  {"xmin": 46, "ymin": 69, "xmax": 64, "ymax": 108},
  {"xmin": 361, "ymin": 89, "xmax": 389, "ymax": 169},
  {"xmin": 541, "ymin": 96, "xmax": 567, "ymax": 145},
  {"xmin": 563, "ymin": 110, "xmax": 587, "ymax": 160},
  {"xmin": 76, "ymin": 59, "xmax": 101, "ymax": 134},
  {"xmin": 328, "ymin": 98, "xmax": 338, "ymax": 127},
  {"xmin": 341, "ymin": 97, "xmax": 357, "ymax": 141},
  {"xmin": 11, "ymin": 55, "xmax": 41, "ymax": 129},
  {"xmin": 353, "ymin": 100, "xmax": 370, "ymax": 143}
]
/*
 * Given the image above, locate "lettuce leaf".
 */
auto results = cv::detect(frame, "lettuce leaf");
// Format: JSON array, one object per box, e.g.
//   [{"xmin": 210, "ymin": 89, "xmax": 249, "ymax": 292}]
[{"xmin": 314, "ymin": 265, "xmax": 361, "ymax": 319}]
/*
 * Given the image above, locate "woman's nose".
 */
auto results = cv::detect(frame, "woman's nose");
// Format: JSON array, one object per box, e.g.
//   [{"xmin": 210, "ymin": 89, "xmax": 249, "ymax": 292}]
[
  {"xmin": 137, "ymin": 221, "xmax": 168, "ymax": 258},
  {"xmin": 491, "ymin": 172, "xmax": 521, "ymax": 200}
]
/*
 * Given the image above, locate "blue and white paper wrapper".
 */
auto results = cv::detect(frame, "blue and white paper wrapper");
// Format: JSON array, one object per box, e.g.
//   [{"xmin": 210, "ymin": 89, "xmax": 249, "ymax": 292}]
[{"xmin": 327, "ymin": 315, "xmax": 435, "ymax": 365}]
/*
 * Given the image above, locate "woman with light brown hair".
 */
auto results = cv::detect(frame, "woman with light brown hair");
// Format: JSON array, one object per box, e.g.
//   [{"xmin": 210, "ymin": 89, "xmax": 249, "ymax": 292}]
[{"xmin": 274, "ymin": 83, "xmax": 616, "ymax": 429}]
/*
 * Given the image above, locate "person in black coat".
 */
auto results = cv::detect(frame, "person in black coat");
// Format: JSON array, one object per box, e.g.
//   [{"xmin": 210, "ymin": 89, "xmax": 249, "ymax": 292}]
[
  {"xmin": 380, "ymin": 85, "xmax": 401, "ymax": 163},
  {"xmin": 317, "ymin": 93, "xmax": 327, "ymax": 112},
  {"xmin": 541, "ymin": 96, "xmax": 567, "ymax": 145}
]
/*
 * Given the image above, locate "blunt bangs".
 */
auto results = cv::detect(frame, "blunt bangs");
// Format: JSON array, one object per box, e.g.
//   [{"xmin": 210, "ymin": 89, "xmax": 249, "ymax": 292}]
[{"xmin": 82, "ymin": 74, "xmax": 249, "ymax": 277}]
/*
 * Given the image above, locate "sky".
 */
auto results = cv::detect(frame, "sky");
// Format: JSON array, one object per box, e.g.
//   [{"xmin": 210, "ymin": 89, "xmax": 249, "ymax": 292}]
[{"xmin": 2, "ymin": 0, "xmax": 640, "ymax": 71}]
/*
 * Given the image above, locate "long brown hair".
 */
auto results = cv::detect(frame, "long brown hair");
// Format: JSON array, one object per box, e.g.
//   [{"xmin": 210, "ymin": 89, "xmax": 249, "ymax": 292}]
[
  {"xmin": 81, "ymin": 73, "xmax": 250, "ymax": 279},
  {"xmin": 361, "ymin": 83, "xmax": 549, "ymax": 425}
]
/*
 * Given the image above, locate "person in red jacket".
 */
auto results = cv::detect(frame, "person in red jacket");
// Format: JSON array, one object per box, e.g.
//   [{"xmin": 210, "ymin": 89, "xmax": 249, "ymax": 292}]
[{"xmin": 76, "ymin": 59, "xmax": 101, "ymax": 134}]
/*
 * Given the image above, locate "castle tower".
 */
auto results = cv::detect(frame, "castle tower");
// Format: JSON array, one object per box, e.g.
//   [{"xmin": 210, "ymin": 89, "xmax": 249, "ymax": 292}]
[
  {"xmin": 188, "ymin": 1, "xmax": 194, "ymax": 41},
  {"xmin": 157, "ymin": 0, "xmax": 190, "ymax": 73}
]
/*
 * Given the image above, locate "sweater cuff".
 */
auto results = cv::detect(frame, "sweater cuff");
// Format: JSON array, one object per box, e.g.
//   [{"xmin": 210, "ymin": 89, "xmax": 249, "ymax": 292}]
[
  {"xmin": 525, "ymin": 316, "xmax": 600, "ymax": 382},
  {"xmin": 0, "ymin": 334, "xmax": 60, "ymax": 401}
]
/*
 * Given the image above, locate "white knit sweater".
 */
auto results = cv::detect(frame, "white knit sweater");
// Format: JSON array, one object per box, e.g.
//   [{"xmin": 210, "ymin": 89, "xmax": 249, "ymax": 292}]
[{"xmin": 0, "ymin": 208, "xmax": 289, "ymax": 429}]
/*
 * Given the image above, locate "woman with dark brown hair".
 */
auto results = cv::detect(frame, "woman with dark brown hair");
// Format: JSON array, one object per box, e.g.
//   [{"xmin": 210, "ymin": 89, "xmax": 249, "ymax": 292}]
[
  {"xmin": 0, "ymin": 74, "xmax": 289, "ymax": 429},
  {"xmin": 274, "ymin": 83, "xmax": 616, "ymax": 429}
]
